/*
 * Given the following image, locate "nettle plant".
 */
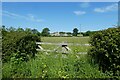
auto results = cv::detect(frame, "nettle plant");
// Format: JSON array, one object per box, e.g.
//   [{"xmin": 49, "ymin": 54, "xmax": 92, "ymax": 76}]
[{"xmin": 88, "ymin": 27, "xmax": 120, "ymax": 76}]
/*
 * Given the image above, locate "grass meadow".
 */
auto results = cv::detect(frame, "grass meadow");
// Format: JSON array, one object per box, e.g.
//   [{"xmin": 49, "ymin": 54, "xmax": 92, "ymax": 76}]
[
  {"xmin": 41, "ymin": 37, "xmax": 89, "ymax": 44},
  {"xmin": 41, "ymin": 37, "xmax": 90, "ymax": 53}
]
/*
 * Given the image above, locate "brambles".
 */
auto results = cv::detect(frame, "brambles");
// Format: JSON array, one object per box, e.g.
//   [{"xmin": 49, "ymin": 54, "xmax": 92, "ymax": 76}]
[{"xmin": 88, "ymin": 27, "xmax": 120, "ymax": 76}]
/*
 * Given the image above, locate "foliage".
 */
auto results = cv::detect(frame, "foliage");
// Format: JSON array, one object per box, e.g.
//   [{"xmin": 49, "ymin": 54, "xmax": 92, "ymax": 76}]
[
  {"xmin": 73, "ymin": 28, "xmax": 78, "ymax": 36},
  {"xmin": 2, "ymin": 32, "xmax": 119, "ymax": 78},
  {"xmin": 2, "ymin": 26, "xmax": 41, "ymax": 62},
  {"xmin": 66, "ymin": 32, "xmax": 72, "ymax": 36},
  {"xmin": 2, "ymin": 25, "xmax": 7, "ymax": 36},
  {"xmin": 7, "ymin": 27, "xmax": 16, "ymax": 32},
  {"xmin": 16, "ymin": 34, "xmax": 40, "ymax": 59},
  {"xmin": 59, "ymin": 32, "xmax": 65, "ymax": 34},
  {"xmin": 81, "ymin": 31, "xmax": 97, "ymax": 36},
  {"xmin": 41, "ymin": 28, "xmax": 50, "ymax": 36},
  {"xmin": 2, "ymin": 31, "xmax": 26, "ymax": 62},
  {"xmin": 88, "ymin": 27, "xmax": 120, "ymax": 76},
  {"xmin": 24, "ymin": 28, "xmax": 32, "ymax": 34},
  {"xmin": 2, "ymin": 52, "xmax": 110, "ymax": 78},
  {"xmin": 16, "ymin": 27, "xmax": 24, "ymax": 32},
  {"xmin": 31, "ymin": 29, "xmax": 41, "ymax": 36}
]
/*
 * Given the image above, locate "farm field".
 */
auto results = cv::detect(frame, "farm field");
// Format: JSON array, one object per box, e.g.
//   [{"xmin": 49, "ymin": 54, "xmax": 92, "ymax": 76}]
[
  {"xmin": 2, "ymin": 36, "xmax": 112, "ymax": 78},
  {"xmin": 41, "ymin": 37, "xmax": 90, "ymax": 44},
  {"xmin": 41, "ymin": 37, "xmax": 90, "ymax": 53}
]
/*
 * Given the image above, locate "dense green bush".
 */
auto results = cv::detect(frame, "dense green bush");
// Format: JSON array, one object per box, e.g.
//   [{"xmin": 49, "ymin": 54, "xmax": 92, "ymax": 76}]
[
  {"xmin": 88, "ymin": 27, "xmax": 120, "ymax": 76},
  {"xmin": 2, "ymin": 31, "xmax": 41, "ymax": 62}
]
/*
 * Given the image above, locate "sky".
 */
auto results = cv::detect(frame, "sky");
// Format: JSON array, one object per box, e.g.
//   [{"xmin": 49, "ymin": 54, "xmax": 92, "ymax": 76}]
[
  {"xmin": 2, "ymin": 0, "xmax": 120, "ymax": 2},
  {"xmin": 2, "ymin": 2, "xmax": 118, "ymax": 32}
]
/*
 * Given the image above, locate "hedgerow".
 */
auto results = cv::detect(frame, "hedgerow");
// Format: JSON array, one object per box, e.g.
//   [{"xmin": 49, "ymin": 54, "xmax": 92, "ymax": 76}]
[
  {"xmin": 88, "ymin": 27, "xmax": 120, "ymax": 76},
  {"xmin": 2, "ymin": 31, "xmax": 41, "ymax": 62}
]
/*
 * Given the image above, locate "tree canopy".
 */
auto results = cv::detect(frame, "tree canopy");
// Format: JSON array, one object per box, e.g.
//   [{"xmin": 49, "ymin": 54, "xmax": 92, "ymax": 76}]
[
  {"xmin": 73, "ymin": 28, "xmax": 78, "ymax": 36},
  {"xmin": 41, "ymin": 28, "xmax": 50, "ymax": 36}
]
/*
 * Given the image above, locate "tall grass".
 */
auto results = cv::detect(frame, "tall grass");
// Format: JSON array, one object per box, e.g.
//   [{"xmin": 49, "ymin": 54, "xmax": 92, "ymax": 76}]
[{"xmin": 2, "ymin": 52, "xmax": 110, "ymax": 78}]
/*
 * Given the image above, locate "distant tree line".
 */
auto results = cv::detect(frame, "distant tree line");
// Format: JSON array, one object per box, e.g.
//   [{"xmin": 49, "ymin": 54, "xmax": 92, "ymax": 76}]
[
  {"xmin": 2, "ymin": 25, "xmax": 41, "ymax": 36},
  {"xmin": 53, "ymin": 28, "xmax": 97, "ymax": 37},
  {"xmin": 80, "ymin": 31, "xmax": 98, "ymax": 36},
  {"xmin": 1, "ymin": 25, "xmax": 98, "ymax": 37}
]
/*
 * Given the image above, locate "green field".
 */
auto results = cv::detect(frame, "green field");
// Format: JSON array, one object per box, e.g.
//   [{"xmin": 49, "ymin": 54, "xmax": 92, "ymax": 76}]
[
  {"xmin": 2, "ymin": 37, "xmax": 112, "ymax": 78},
  {"xmin": 41, "ymin": 37, "xmax": 90, "ymax": 52},
  {"xmin": 41, "ymin": 37, "xmax": 89, "ymax": 44}
]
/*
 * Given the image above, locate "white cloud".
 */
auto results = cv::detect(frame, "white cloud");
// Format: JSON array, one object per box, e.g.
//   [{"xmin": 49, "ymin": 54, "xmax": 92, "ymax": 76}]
[
  {"xmin": 80, "ymin": 2, "xmax": 90, "ymax": 8},
  {"xmin": 94, "ymin": 3, "xmax": 118, "ymax": 13},
  {"xmin": 2, "ymin": 10, "xmax": 44, "ymax": 22},
  {"xmin": 73, "ymin": 11, "xmax": 86, "ymax": 15},
  {"xmin": 27, "ymin": 14, "xmax": 44, "ymax": 22}
]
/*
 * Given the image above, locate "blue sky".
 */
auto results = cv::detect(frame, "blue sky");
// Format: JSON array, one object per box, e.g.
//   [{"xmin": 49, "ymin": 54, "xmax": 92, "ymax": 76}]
[{"xmin": 2, "ymin": 2, "xmax": 118, "ymax": 32}]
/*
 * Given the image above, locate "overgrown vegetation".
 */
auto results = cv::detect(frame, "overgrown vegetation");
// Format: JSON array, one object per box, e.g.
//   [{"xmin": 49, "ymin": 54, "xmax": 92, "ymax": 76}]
[
  {"xmin": 2, "ymin": 26, "xmax": 41, "ymax": 62},
  {"xmin": 2, "ymin": 25, "xmax": 120, "ymax": 78},
  {"xmin": 2, "ymin": 52, "xmax": 109, "ymax": 78},
  {"xmin": 88, "ymin": 27, "xmax": 120, "ymax": 77}
]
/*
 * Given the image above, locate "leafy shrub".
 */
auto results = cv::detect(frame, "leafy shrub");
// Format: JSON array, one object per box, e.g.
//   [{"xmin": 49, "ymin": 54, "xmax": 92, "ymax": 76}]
[
  {"xmin": 88, "ymin": 27, "xmax": 120, "ymax": 76},
  {"xmin": 2, "ymin": 31, "xmax": 41, "ymax": 62},
  {"xmin": 16, "ymin": 34, "xmax": 40, "ymax": 58}
]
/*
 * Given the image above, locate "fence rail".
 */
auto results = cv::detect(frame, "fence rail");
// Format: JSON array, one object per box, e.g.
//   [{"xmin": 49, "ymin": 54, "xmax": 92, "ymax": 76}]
[
  {"xmin": 36, "ymin": 42, "xmax": 90, "ymax": 54},
  {"xmin": 36, "ymin": 42, "xmax": 90, "ymax": 46}
]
